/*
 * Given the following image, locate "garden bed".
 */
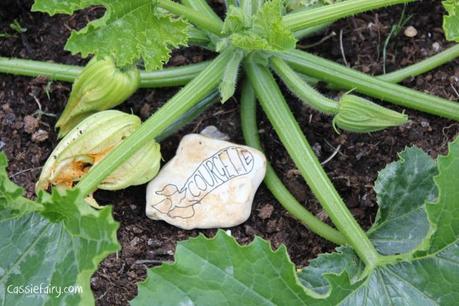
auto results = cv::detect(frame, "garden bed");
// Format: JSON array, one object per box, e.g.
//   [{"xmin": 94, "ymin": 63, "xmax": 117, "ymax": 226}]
[{"xmin": 1, "ymin": 1, "xmax": 458, "ymax": 305}]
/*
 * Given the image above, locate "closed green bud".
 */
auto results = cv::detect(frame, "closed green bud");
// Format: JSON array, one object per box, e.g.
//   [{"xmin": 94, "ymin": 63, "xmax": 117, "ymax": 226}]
[
  {"xmin": 56, "ymin": 57, "xmax": 140, "ymax": 138},
  {"xmin": 333, "ymin": 94, "xmax": 408, "ymax": 133},
  {"xmin": 37, "ymin": 110, "xmax": 161, "ymax": 192}
]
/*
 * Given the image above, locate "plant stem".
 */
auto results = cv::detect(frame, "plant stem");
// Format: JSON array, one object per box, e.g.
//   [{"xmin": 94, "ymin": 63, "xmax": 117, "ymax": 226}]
[
  {"xmin": 283, "ymin": 0, "xmax": 415, "ymax": 32},
  {"xmin": 139, "ymin": 61, "xmax": 210, "ymax": 88},
  {"xmin": 3, "ymin": 43, "xmax": 457, "ymax": 88},
  {"xmin": 294, "ymin": 23, "xmax": 331, "ymax": 40},
  {"xmin": 157, "ymin": 91, "xmax": 219, "ymax": 142},
  {"xmin": 281, "ymin": 49, "xmax": 459, "ymax": 121},
  {"xmin": 0, "ymin": 57, "xmax": 210, "ymax": 88},
  {"xmin": 240, "ymin": 80, "xmax": 346, "ymax": 245},
  {"xmin": 76, "ymin": 50, "xmax": 232, "ymax": 195},
  {"xmin": 181, "ymin": 0, "xmax": 223, "ymax": 24},
  {"xmin": 271, "ymin": 57, "xmax": 339, "ymax": 114},
  {"xmin": 188, "ymin": 27, "xmax": 211, "ymax": 47},
  {"xmin": 244, "ymin": 60, "xmax": 380, "ymax": 269},
  {"xmin": 379, "ymin": 44, "xmax": 459, "ymax": 83},
  {"xmin": 158, "ymin": 0, "xmax": 223, "ymax": 35},
  {"xmin": 0, "ymin": 57, "xmax": 80, "ymax": 82}
]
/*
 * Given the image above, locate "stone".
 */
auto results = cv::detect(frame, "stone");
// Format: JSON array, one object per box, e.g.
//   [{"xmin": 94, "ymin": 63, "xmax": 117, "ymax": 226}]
[
  {"xmin": 146, "ymin": 134, "xmax": 267, "ymax": 230},
  {"xmin": 404, "ymin": 26, "xmax": 417, "ymax": 38},
  {"xmin": 200, "ymin": 125, "xmax": 229, "ymax": 141}
]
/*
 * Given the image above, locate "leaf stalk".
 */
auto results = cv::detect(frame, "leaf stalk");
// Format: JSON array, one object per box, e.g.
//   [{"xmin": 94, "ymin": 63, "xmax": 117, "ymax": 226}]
[
  {"xmin": 244, "ymin": 60, "xmax": 380, "ymax": 269},
  {"xmin": 282, "ymin": 0, "xmax": 415, "ymax": 32},
  {"xmin": 281, "ymin": 49, "xmax": 459, "ymax": 121},
  {"xmin": 240, "ymin": 80, "xmax": 346, "ymax": 245}
]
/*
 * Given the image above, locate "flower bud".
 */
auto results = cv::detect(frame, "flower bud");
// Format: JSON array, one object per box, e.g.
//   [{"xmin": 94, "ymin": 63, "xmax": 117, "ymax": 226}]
[
  {"xmin": 333, "ymin": 94, "xmax": 408, "ymax": 133},
  {"xmin": 37, "ymin": 110, "xmax": 161, "ymax": 192},
  {"xmin": 56, "ymin": 57, "xmax": 140, "ymax": 138}
]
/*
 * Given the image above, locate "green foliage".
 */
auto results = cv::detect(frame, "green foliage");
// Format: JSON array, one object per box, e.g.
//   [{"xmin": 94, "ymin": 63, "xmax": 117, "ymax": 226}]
[
  {"xmin": 0, "ymin": 152, "xmax": 120, "ymax": 305},
  {"xmin": 219, "ymin": 49, "xmax": 244, "ymax": 102},
  {"xmin": 223, "ymin": 0, "xmax": 297, "ymax": 52},
  {"xmin": 134, "ymin": 137, "xmax": 459, "ymax": 305},
  {"xmin": 368, "ymin": 147, "xmax": 437, "ymax": 255},
  {"xmin": 424, "ymin": 137, "xmax": 459, "ymax": 254},
  {"xmin": 133, "ymin": 230, "xmax": 312, "ymax": 305},
  {"xmin": 0, "ymin": 154, "xmax": 40, "ymax": 220},
  {"xmin": 299, "ymin": 137, "xmax": 459, "ymax": 304},
  {"xmin": 32, "ymin": 0, "xmax": 189, "ymax": 71},
  {"xmin": 442, "ymin": 0, "xmax": 459, "ymax": 42}
]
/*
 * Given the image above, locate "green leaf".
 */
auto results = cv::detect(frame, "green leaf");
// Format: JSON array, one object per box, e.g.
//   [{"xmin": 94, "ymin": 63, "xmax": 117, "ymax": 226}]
[
  {"xmin": 442, "ymin": 0, "xmax": 459, "ymax": 42},
  {"xmin": 0, "ymin": 153, "xmax": 120, "ymax": 305},
  {"xmin": 297, "ymin": 246, "xmax": 364, "ymax": 297},
  {"xmin": 219, "ymin": 49, "xmax": 244, "ymax": 102},
  {"xmin": 132, "ymin": 230, "xmax": 312, "ymax": 305},
  {"xmin": 300, "ymin": 243, "xmax": 459, "ymax": 305},
  {"xmin": 0, "ymin": 153, "xmax": 41, "ymax": 220},
  {"xmin": 32, "ymin": 0, "xmax": 189, "ymax": 70},
  {"xmin": 222, "ymin": 5, "xmax": 247, "ymax": 35},
  {"xmin": 297, "ymin": 137, "xmax": 459, "ymax": 305},
  {"xmin": 228, "ymin": 0, "xmax": 297, "ymax": 52},
  {"xmin": 425, "ymin": 139, "xmax": 459, "ymax": 254},
  {"xmin": 368, "ymin": 147, "xmax": 437, "ymax": 255}
]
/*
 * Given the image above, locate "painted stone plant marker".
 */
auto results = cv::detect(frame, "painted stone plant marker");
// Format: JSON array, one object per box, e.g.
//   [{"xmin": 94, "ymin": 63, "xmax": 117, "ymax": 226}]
[{"xmin": 146, "ymin": 134, "xmax": 267, "ymax": 229}]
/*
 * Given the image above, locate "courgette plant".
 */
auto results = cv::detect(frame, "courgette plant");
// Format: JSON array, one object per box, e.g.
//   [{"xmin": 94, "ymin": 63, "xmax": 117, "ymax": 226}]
[{"xmin": 0, "ymin": 0, "xmax": 459, "ymax": 305}]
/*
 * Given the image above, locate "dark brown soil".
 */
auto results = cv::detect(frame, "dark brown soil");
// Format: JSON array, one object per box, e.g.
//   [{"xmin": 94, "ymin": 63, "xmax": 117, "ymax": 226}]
[{"xmin": 1, "ymin": 1, "xmax": 458, "ymax": 305}]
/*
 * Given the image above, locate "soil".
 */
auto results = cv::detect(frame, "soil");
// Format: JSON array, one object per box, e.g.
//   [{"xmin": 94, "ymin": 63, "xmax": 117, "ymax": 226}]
[{"xmin": 1, "ymin": 1, "xmax": 458, "ymax": 305}]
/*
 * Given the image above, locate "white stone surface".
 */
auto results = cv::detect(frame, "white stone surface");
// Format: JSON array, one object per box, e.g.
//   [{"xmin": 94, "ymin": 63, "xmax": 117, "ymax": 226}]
[{"xmin": 146, "ymin": 134, "xmax": 267, "ymax": 229}]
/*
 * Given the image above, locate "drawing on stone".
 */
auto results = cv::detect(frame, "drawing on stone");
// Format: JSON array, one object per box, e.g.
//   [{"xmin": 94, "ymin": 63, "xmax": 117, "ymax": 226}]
[{"xmin": 151, "ymin": 146, "xmax": 255, "ymax": 219}]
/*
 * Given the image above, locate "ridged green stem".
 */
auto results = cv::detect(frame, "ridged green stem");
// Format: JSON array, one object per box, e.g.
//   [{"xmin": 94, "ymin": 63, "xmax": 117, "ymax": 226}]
[
  {"xmin": 139, "ymin": 61, "xmax": 210, "ymax": 88},
  {"xmin": 294, "ymin": 23, "xmax": 331, "ymax": 40},
  {"xmin": 156, "ymin": 91, "xmax": 219, "ymax": 142},
  {"xmin": 158, "ymin": 0, "xmax": 223, "ymax": 35},
  {"xmin": 181, "ymin": 0, "xmax": 223, "ymax": 24},
  {"xmin": 245, "ymin": 60, "xmax": 380, "ymax": 269},
  {"xmin": 3, "ymin": 43, "xmax": 458, "ymax": 89},
  {"xmin": 271, "ymin": 57, "xmax": 339, "ymax": 114},
  {"xmin": 188, "ymin": 27, "xmax": 211, "ymax": 47},
  {"xmin": 240, "ymin": 80, "xmax": 346, "ymax": 245},
  {"xmin": 281, "ymin": 49, "xmax": 459, "ymax": 121},
  {"xmin": 0, "ymin": 57, "xmax": 209, "ymax": 88},
  {"xmin": 283, "ymin": 0, "xmax": 415, "ymax": 32},
  {"xmin": 76, "ymin": 50, "xmax": 233, "ymax": 195},
  {"xmin": 379, "ymin": 44, "xmax": 459, "ymax": 83}
]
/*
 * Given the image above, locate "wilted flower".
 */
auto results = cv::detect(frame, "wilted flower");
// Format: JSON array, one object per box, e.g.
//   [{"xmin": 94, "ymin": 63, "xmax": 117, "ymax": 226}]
[
  {"xmin": 333, "ymin": 94, "xmax": 408, "ymax": 133},
  {"xmin": 56, "ymin": 57, "xmax": 140, "ymax": 137},
  {"xmin": 37, "ymin": 110, "xmax": 161, "ymax": 192}
]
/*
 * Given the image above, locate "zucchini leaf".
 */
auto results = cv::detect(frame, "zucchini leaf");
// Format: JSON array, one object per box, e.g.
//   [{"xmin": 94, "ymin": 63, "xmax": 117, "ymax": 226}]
[
  {"xmin": 32, "ymin": 0, "xmax": 189, "ymax": 70},
  {"xmin": 442, "ymin": 0, "xmax": 459, "ymax": 42},
  {"xmin": 298, "ymin": 137, "xmax": 459, "ymax": 305},
  {"xmin": 134, "ymin": 137, "xmax": 459, "ymax": 305},
  {"xmin": 367, "ymin": 147, "xmax": 437, "ymax": 255},
  {"xmin": 0, "ymin": 152, "xmax": 120, "ymax": 305},
  {"xmin": 0, "ymin": 154, "xmax": 41, "ymax": 221},
  {"xmin": 224, "ymin": 0, "xmax": 297, "ymax": 52},
  {"xmin": 133, "ymin": 230, "xmax": 313, "ymax": 305}
]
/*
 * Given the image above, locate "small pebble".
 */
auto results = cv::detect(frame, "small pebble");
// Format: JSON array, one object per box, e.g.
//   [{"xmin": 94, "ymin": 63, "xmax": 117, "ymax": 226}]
[
  {"xmin": 200, "ymin": 125, "xmax": 229, "ymax": 141},
  {"xmin": 31, "ymin": 129, "xmax": 49, "ymax": 143},
  {"xmin": 404, "ymin": 26, "xmax": 418, "ymax": 38},
  {"xmin": 432, "ymin": 42, "xmax": 441, "ymax": 52}
]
